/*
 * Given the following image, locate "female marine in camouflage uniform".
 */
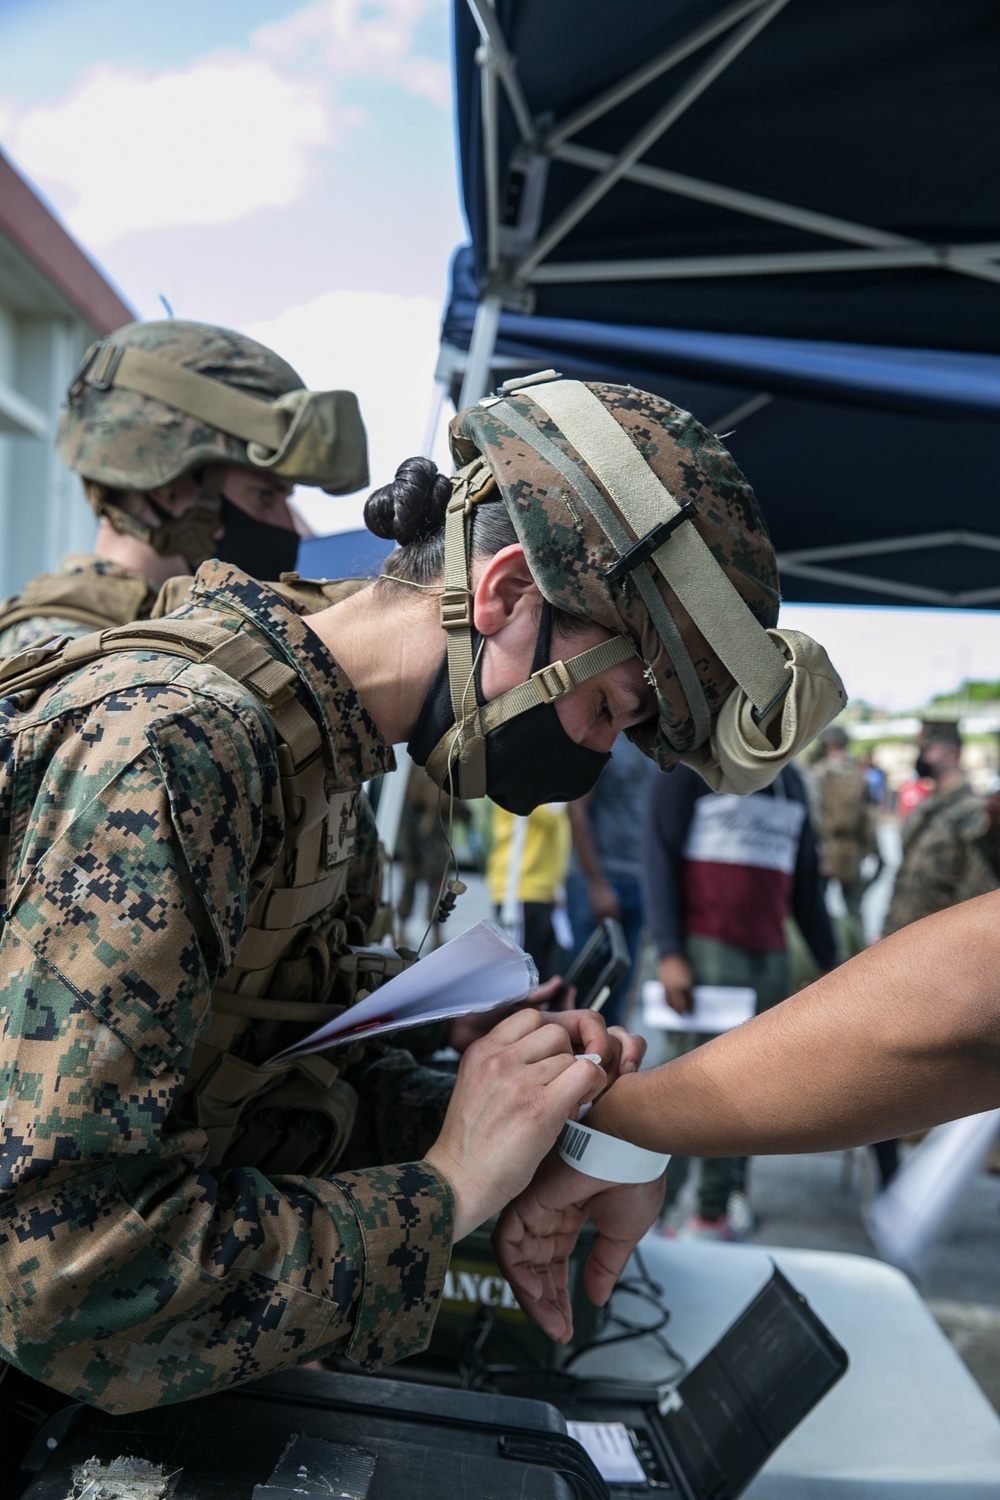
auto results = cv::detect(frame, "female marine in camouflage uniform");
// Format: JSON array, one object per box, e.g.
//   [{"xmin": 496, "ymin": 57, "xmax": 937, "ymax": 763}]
[{"xmin": 0, "ymin": 371, "xmax": 843, "ymax": 1422}]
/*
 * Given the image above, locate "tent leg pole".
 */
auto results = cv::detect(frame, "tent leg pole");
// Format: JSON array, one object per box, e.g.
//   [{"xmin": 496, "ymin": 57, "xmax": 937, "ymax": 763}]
[
  {"xmin": 421, "ymin": 378, "xmax": 448, "ymax": 459},
  {"xmin": 458, "ymin": 293, "xmax": 501, "ymax": 408}
]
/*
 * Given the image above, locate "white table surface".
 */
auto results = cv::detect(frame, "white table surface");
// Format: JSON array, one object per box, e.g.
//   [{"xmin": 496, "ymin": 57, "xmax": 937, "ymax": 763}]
[{"xmin": 573, "ymin": 1235, "xmax": 1000, "ymax": 1498}]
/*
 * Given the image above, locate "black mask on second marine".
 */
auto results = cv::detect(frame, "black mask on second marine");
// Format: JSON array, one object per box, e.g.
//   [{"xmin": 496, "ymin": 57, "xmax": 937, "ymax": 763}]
[
  {"xmin": 408, "ymin": 602, "xmax": 610, "ymax": 815},
  {"xmin": 213, "ymin": 497, "xmax": 301, "ymax": 579}
]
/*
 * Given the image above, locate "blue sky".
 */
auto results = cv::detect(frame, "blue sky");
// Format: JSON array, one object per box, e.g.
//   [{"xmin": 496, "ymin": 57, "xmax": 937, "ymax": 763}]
[
  {"xmin": 0, "ymin": 0, "xmax": 466, "ymax": 529},
  {"xmin": 3, "ymin": 1, "xmax": 1000, "ymax": 715}
]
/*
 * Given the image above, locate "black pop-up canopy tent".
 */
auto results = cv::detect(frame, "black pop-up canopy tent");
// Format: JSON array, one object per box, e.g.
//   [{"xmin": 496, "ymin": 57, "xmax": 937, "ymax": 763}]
[{"xmin": 440, "ymin": 0, "xmax": 1000, "ymax": 607}]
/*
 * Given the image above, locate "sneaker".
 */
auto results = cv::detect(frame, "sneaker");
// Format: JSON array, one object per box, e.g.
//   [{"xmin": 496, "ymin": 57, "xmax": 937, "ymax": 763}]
[
  {"xmin": 677, "ymin": 1214, "xmax": 735, "ymax": 1242},
  {"xmin": 726, "ymin": 1190, "xmax": 756, "ymax": 1240}
]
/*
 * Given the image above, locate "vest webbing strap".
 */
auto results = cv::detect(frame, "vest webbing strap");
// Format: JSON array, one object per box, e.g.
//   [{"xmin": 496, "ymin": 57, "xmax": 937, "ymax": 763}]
[
  {"xmin": 492, "ymin": 397, "xmax": 712, "ymax": 748},
  {"xmin": 211, "ymin": 991, "xmax": 345, "ymax": 1024},
  {"xmin": 84, "ymin": 342, "xmax": 288, "ymax": 449},
  {"xmin": 0, "ymin": 617, "xmax": 322, "ymax": 771},
  {"xmin": 524, "ymin": 381, "xmax": 789, "ymax": 717}
]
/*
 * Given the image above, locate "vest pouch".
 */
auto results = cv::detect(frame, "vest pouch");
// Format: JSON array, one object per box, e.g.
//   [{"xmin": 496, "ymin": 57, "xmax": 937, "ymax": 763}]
[{"xmin": 192, "ymin": 1048, "xmax": 358, "ymax": 1178}]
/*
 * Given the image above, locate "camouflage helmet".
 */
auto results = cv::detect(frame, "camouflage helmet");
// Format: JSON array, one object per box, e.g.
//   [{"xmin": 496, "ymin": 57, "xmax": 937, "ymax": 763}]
[
  {"xmin": 443, "ymin": 372, "xmax": 845, "ymax": 794},
  {"xmin": 56, "ymin": 320, "xmax": 369, "ymax": 567}
]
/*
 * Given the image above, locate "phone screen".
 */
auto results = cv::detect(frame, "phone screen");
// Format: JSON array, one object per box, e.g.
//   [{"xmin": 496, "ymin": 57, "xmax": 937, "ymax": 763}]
[{"xmin": 563, "ymin": 929, "xmax": 613, "ymax": 1009}]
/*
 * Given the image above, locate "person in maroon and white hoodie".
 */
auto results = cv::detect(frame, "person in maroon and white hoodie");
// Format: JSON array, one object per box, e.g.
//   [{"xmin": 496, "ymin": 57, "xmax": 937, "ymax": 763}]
[{"xmin": 642, "ymin": 761, "xmax": 837, "ymax": 1239}]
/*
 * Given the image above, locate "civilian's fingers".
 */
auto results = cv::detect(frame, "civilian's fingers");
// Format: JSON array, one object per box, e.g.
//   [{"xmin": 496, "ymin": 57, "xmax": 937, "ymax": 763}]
[
  {"xmin": 608, "ymin": 1026, "xmax": 646, "ymax": 1073},
  {"xmin": 583, "ymin": 1235, "xmax": 641, "ymax": 1308}
]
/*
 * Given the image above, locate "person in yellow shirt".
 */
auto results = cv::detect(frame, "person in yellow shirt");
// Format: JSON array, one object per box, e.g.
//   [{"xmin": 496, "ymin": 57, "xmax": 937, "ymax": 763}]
[{"xmin": 487, "ymin": 802, "xmax": 572, "ymax": 981}]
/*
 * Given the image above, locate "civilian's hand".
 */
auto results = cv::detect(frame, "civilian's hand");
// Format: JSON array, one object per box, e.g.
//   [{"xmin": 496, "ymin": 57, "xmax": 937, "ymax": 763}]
[
  {"xmin": 587, "ymin": 877, "xmax": 621, "ymax": 922},
  {"xmin": 494, "ymin": 1153, "xmax": 665, "ymax": 1341},
  {"xmin": 658, "ymin": 953, "xmax": 695, "ymax": 1014},
  {"xmin": 446, "ymin": 976, "xmax": 569, "ymax": 1052}
]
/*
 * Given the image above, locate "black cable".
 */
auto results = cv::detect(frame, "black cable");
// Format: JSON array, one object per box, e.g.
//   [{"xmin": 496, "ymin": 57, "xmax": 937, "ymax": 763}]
[{"xmin": 453, "ymin": 1249, "xmax": 687, "ymax": 1394}]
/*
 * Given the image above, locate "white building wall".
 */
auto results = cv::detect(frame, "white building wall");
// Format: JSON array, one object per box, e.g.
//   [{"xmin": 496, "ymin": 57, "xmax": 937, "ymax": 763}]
[{"xmin": 0, "ymin": 309, "xmax": 97, "ymax": 600}]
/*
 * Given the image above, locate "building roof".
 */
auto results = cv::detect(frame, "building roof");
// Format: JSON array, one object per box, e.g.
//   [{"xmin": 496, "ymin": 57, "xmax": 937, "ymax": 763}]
[{"xmin": 0, "ymin": 147, "xmax": 135, "ymax": 333}]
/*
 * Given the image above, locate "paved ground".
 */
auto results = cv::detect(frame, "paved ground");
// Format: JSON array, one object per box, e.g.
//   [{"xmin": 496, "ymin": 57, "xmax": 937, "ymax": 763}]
[{"xmin": 659, "ymin": 1144, "xmax": 1000, "ymax": 1415}]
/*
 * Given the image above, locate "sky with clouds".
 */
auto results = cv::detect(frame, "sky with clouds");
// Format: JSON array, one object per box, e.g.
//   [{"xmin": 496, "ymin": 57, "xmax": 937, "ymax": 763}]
[{"xmin": 2, "ymin": 0, "xmax": 999, "ymax": 715}]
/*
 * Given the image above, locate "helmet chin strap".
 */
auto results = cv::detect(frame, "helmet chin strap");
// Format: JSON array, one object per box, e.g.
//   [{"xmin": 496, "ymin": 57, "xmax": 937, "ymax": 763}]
[
  {"xmin": 425, "ymin": 458, "xmax": 635, "ymax": 798},
  {"xmin": 88, "ymin": 469, "xmax": 225, "ymax": 571}
]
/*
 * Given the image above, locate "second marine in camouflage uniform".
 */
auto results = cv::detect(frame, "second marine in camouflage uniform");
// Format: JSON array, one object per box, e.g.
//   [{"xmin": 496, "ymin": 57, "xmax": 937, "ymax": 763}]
[
  {"xmin": 882, "ymin": 721, "xmax": 999, "ymax": 936},
  {"xmin": 0, "ymin": 319, "xmax": 365, "ymax": 655}
]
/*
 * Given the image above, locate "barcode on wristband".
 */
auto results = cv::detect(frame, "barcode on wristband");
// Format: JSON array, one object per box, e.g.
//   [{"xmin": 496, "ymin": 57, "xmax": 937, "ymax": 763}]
[{"xmin": 558, "ymin": 1121, "xmax": 590, "ymax": 1163}]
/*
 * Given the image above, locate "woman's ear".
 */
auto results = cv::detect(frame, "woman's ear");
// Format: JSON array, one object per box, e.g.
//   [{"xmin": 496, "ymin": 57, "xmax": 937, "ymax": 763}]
[{"xmin": 472, "ymin": 543, "xmax": 543, "ymax": 636}]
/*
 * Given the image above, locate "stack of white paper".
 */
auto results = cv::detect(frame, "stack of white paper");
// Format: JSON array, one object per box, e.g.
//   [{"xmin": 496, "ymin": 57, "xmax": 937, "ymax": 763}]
[
  {"xmin": 641, "ymin": 980, "xmax": 756, "ymax": 1034},
  {"xmin": 267, "ymin": 920, "xmax": 538, "ymax": 1063}
]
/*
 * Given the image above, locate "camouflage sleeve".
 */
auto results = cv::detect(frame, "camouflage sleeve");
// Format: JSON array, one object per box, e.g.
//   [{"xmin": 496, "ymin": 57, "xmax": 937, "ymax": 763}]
[
  {"xmin": 0, "ymin": 691, "xmax": 453, "ymax": 1413},
  {"xmin": 338, "ymin": 1046, "xmax": 456, "ymax": 1168},
  {"xmin": 883, "ymin": 798, "xmax": 996, "ymax": 935}
]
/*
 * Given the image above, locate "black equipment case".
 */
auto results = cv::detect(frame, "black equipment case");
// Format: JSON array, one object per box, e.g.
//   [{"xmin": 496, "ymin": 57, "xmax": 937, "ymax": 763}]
[
  {"xmin": 13, "ymin": 1267, "xmax": 846, "ymax": 1500},
  {"xmin": 15, "ymin": 1368, "xmax": 607, "ymax": 1500}
]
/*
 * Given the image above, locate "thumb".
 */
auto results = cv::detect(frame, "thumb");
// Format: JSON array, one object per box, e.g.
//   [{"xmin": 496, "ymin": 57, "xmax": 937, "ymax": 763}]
[{"xmin": 546, "ymin": 1055, "xmax": 607, "ymax": 1122}]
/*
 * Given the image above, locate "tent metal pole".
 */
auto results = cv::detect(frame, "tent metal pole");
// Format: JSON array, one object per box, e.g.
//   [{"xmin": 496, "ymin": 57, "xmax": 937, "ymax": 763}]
[
  {"xmin": 546, "ymin": 0, "xmax": 769, "ymax": 150},
  {"xmin": 458, "ymin": 293, "xmax": 502, "ymax": 408},
  {"xmin": 776, "ymin": 560, "xmax": 994, "ymax": 608},
  {"xmin": 478, "ymin": 20, "xmax": 502, "ymax": 275},
  {"xmin": 709, "ymin": 392, "xmax": 773, "ymax": 431},
  {"xmin": 782, "ymin": 531, "xmax": 1000, "ymax": 565},
  {"xmin": 465, "ymin": 0, "xmax": 536, "ymax": 146},
  {"xmin": 527, "ymin": 244, "xmax": 998, "ymax": 282},
  {"xmin": 421, "ymin": 379, "xmax": 448, "ymax": 461},
  {"xmin": 374, "ymin": 743, "xmax": 412, "ymax": 889},
  {"xmin": 552, "ymin": 143, "xmax": 917, "ymax": 251},
  {"xmin": 516, "ymin": 0, "xmax": 789, "ymax": 280}
]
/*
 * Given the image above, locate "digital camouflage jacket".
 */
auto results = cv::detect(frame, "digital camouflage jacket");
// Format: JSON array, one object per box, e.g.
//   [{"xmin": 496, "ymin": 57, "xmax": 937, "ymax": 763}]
[
  {"xmin": 0, "ymin": 553, "xmax": 160, "ymax": 657},
  {"xmin": 881, "ymin": 780, "xmax": 999, "ymax": 936},
  {"xmin": 0, "ymin": 562, "xmax": 455, "ymax": 1413}
]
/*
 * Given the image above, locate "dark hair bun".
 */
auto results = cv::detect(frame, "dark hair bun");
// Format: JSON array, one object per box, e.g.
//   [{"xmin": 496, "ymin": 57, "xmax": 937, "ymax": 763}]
[{"xmin": 364, "ymin": 457, "xmax": 451, "ymax": 545}]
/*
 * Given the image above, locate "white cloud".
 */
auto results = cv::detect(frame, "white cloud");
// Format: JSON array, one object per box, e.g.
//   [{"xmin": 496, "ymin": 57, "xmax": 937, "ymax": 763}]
[
  {"xmin": 12, "ymin": 59, "xmax": 327, "ymax": 244},
  {"xmin": 245, "ymin": 288, "xmax": 447, "ymax": 534},
  {"xmin": 780, "ymin": 603, "xmax": 1000, "ymax": 713},
  {"xmin": 253, "ymin": 0, "xmax": 450, "ymax": 106},
  {"xmin": 6, "ymin": 0, "xmax": 449, "ymax": 245}
]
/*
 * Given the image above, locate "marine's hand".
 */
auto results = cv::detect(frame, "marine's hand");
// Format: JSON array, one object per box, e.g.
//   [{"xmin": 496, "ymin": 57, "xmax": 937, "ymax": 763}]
[
  {"xmin": 493, "ymin": 1154, "xmax": 665, "ymax": 1341},
  {"xmin": 425, "ymin": 1009, "xmax": 607, "ymax": 1241},
  {"xmin": 658, "ymin": 953, "xmax": 695, "ymax": 1015}
]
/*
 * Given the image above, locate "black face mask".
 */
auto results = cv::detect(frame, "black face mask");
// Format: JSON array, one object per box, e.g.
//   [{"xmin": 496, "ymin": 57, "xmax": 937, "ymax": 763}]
[
  {"xmin": 212, "ymin": 498, "xmax": 301, "ymax": 579},
  {"xmin": 408, "ymin": 603, "xmax": 610, "ymax": 815},
  {"xmin": 915, "ymin": 752, "xmax": 937, "ymax": 780}
]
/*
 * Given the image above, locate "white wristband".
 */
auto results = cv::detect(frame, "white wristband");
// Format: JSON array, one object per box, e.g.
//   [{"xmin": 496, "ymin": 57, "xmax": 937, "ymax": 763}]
[{"xmin": 558, "ymin": 1119, "xmax": 669, "ymax": 1184}]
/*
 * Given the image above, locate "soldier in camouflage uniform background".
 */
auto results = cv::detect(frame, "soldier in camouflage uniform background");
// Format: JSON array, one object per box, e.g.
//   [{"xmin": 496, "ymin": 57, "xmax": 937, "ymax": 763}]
[
  {"xmin": 808, "ymin": 725, "xmax": 881, "ymax": 956},
  {"xmin": 882, "ymin": 720, "xmax": 999, "ymax": 937},
  {"xmin": 0, "ymin": 375, "xmax": 844, "ymax": 1448},
  {"xmin": 0, "ymin": 320, "xmax": 362, "ymax": 656}
]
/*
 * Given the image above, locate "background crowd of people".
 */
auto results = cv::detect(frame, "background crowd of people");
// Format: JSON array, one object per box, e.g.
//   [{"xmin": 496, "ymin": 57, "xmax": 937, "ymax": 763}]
[{"xmin": 394, "ymin": 714, "xmax": 1000, "ymax": 1246}]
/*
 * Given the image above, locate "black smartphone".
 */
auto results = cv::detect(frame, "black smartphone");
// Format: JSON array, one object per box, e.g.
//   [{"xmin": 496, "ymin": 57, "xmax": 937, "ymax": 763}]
[{"xmin": 561, "ymin": 916, "xmax": 630, "ymax": 1010}]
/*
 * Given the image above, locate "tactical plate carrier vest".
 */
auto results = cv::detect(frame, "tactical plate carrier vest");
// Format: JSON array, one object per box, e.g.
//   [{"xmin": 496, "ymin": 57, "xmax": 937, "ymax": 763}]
[
  {"xmin": 0, "ymin": 610, "xmax": 412, "ymax": 1181},
  {"xmin": 0, "ymin": 561, "xmax": 159, "ymax": 638}
]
